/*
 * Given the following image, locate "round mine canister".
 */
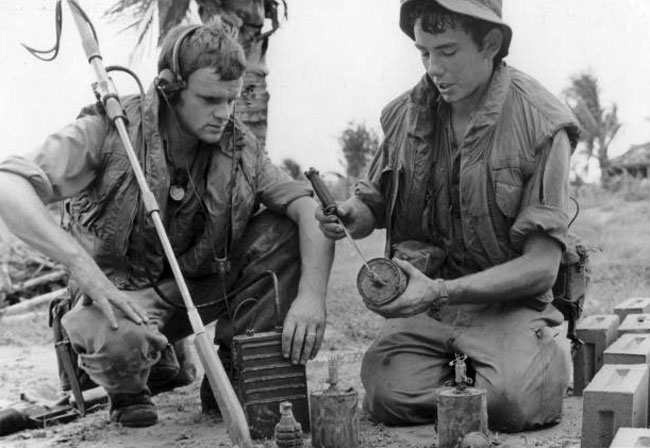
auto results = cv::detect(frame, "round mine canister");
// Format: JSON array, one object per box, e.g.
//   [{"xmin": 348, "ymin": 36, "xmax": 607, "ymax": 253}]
[
  {"xmin": 437, "ymin": 387, "xmax": 488, "ymax": 448},
  {"xmin": 356, "ymin": 258, "xmax": 407, "ymax": 308},
  {"xmin": 309, "ymin": 387, "xmax": 359, "ymax": 448}
]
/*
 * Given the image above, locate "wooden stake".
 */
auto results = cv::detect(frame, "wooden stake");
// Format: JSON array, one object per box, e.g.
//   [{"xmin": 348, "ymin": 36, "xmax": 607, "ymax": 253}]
[{"xmin": 0, "ymin": 288, "xmax": 67, "ymax": 318}]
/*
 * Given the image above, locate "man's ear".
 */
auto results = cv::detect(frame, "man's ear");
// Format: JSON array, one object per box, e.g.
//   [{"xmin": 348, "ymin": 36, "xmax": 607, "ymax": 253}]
[{"xmin": 482, "ymin": 28, "xmax": 504, "ymax": 60}]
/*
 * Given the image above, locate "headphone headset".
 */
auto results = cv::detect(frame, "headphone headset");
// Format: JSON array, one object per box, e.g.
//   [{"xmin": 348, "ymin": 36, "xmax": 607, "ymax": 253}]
[{"xmin": 155, "ymin": 24, "xmax": 202, "ymax": 100}]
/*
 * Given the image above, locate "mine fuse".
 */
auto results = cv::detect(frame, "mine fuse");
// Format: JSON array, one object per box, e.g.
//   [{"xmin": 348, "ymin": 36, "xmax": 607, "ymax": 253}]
[
  {"xmin": 304, "ymin": 168, "xmax": 407, "ymax": 308},
  {"xmin": 309, "ymin": 356, "xmax": 359, "ymax": 448}
]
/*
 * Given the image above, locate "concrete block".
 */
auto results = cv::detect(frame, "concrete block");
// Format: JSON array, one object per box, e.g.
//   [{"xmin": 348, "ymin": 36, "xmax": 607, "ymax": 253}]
[
  {"xmin": 574, "ymin": 314, "xmax": 620, "ymax": 396},
  {"xmin": 609, "ymin": 427, "xmax": 650, "ymax": 447},
  {"xmin": 614, "ymin": 297, "xmax": 650, "ymax": 323},
  {"xmin": 604, "ymin": 334, "xmax": 650, "ymax": 365},
  {"xmin": 581, "ymin": 364, "xmax": 649, "ymax": 448},
  {"xmin": 619, "ymin": 314, "xmax": 650, "ymax": 337}
]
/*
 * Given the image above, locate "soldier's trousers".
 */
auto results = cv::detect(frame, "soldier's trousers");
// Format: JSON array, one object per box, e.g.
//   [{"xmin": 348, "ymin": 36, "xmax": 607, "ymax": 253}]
[
  {"xmin": 62, "ymin": 211, "xmax": 301, "ymax": 394},
  {"xmin": 361, "ymin": 301, "xmax": 570, "ymax": 433}
]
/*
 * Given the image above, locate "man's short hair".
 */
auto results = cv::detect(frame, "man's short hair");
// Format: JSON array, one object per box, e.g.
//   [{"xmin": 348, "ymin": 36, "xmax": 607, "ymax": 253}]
[
  {"xmin": 157, "ymin": 18, "xmax": 247, "ymax": 82},
  {"xmin": 405, "ymin": 2, "xmax": 506, "ymax": 65}
]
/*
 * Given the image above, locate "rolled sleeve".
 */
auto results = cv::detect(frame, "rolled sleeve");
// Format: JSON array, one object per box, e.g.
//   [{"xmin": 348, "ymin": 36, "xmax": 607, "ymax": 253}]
[
  {"xmin": 510, "ymin": 130, "xmax": 571, "ymax": 251},
  {"xmin": 256, "ymin": 152, "xmax": 312, "ymax": 214},
  {"xmin": 354, "ymin": 140, "xmax": 391, "ymax": 228},
  {"xmin": 0, "ymin": 115, "xmax": 107, "ymax": 203}
]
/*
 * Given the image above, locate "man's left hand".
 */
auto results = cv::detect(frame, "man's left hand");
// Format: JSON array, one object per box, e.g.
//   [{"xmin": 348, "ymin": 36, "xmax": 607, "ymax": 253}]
[
  {"xmin": 366, "ymin": 258, "xmax": 443, "ymax": 318},
  {"xmin": 281, "ymin": 294, "xmax": 326, "ymax": 365}
]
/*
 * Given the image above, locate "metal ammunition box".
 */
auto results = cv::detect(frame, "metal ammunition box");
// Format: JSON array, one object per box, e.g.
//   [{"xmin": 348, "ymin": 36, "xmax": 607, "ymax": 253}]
[{"xmin": 232, "ymin": 329, "xmax": 310, "ymax": 440}]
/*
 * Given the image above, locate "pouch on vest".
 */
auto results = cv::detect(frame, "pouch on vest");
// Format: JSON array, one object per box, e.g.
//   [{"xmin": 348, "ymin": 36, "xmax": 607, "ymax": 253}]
[
  {"xmin": 551, "ymin": 199, "xmax": 591, "ymax": 353},
  {"xmin": 392, "ymin": 240, "xmax": 447, "ymax": 278}
]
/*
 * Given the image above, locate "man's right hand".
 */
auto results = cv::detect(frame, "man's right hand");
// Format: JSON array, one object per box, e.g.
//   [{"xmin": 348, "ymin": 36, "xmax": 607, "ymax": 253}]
[
  {"xmin": 314, "ymin": 196, "xmax": 376, "ymax": 240},
  {"xmin": 0, "ymin": 173, "xmax": 148, "ymax": 331},
  {"xmin": 69, "ymin": 256, "xmax": 149, "ymax": 330}
]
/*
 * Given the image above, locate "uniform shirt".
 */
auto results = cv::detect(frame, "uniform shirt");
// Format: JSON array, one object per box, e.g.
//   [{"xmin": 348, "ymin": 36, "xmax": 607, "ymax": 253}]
[
  {"xmin": 356, "ymin": 65, "xmax": 578, "ymax": 287},
  {"xmin": 0, "ymin": 85, "xmax": 311, "ymax": 285}
]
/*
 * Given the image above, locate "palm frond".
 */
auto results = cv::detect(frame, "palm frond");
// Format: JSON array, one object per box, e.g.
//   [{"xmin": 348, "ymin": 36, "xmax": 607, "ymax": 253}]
[
  {"xmin": 104, "ymin": 0, "xmax": 155, "ymax": 20},
  {"xmin": 158, "ymin": 0, "xmax": 192, "ymax": 45}
]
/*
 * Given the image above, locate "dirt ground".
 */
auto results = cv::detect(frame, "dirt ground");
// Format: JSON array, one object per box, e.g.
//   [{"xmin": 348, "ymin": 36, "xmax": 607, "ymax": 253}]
[{"xmin": 0, "ymin": 310, "xmax": 582, "ymax": 448}]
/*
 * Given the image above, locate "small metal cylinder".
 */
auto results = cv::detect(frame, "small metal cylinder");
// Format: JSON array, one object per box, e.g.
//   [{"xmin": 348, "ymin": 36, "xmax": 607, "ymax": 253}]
[
  {"xmin": 310, "ymin": 387, "xmax": 359, "ymax": 448},
  {"xmin": 437, "ymin": 387, "xmax": 488, "ymax": 448},
  {"xmin": 356, "ymin": 258, "xmax": 407, "ymax": 308}
]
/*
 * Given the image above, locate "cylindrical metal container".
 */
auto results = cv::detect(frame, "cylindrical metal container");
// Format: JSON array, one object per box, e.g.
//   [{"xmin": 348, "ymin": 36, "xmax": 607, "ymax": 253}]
[
  {"xmin": 309, "ymin": 387, "xmax": 359, "ymax": 448},
  {"xmin": 356, "ymin": 257, "xmax": 407, "ymax": 308},
  {"xmin": 437, "ymin": 387, "xmax": 488, "ymax": 448}
]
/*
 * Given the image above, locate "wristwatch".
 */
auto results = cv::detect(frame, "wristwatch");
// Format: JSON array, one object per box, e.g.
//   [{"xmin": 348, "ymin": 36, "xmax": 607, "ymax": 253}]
[{"xmin": 428, "ymin": 279, "xmax": 449, "ymax": 320}]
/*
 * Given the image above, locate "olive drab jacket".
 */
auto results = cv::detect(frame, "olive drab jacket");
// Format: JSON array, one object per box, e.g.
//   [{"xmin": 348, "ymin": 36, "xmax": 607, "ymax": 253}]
[
  {"xmin": 355, "ymin": 64, "xmax": 580, "ymax": 307},
  {"xmin": 0, "ymin": 85, "xmax": 310, "ymax": 293}
]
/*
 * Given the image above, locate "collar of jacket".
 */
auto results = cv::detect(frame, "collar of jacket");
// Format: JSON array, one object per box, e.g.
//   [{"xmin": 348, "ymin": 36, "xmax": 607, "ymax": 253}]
[{"xmin": 406, "ymin": 63, "xmax": 511, "ymax": 145}]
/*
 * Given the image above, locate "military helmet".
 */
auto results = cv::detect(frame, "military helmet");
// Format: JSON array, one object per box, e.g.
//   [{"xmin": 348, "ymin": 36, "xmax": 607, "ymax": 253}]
[{"xmin": 399, "ymin": 0, "xmax": 513, "ymax": 58}]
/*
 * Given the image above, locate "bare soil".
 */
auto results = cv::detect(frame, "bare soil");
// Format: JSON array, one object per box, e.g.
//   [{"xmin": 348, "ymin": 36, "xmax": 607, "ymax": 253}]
[
  {"xmin": 5, "ymin": 194, "xmax": 650, "ymax": 448},
  {"xmin": 0, "ymin": 313, "xmax": 582, "ymax": 448}
]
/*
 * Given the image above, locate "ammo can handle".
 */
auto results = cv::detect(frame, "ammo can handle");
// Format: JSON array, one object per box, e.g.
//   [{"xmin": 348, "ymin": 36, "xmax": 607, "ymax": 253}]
[{"xmin": 304, "ymin": 168, "xmax": 337, "ymax": 216}]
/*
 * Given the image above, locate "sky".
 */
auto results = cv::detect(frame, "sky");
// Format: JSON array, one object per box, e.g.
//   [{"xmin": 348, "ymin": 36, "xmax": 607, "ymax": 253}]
[{"xmin": 1, "ymin": 0, "xmax": 649, "ymax": 175}]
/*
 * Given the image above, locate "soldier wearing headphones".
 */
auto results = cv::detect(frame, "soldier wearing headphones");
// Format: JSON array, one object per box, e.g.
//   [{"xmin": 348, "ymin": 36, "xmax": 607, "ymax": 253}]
[{"xmin": 0, "ymin": 19, "xmax": 334, "ymax": 428}]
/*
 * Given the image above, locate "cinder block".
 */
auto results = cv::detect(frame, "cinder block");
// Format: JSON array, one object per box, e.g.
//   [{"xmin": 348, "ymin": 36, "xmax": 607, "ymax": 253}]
[
  {"xmin": 609, "ymin": 427, "xmax": 650, "ymax": 448},
  {"xmin": 614, "ymin": 297, "xmax": 650, "ymax": 323},
  {"xmin": 604, "ymin": 334, "xmax": 650, "ymax": 365},
  {"xmin": 581, "ymin": 363, "xmax": 649, "ymax": 448},
  {"xmin": 574, "ymin": 314, "xmax": 620, "ymax": 395},
  {"xmin": 618, "ymin": 314, "xmax": 650, "ymax": 337}
]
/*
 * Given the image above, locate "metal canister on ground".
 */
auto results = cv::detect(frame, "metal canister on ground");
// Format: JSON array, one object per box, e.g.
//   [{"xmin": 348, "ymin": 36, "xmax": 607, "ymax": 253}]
[
  {"xmin": 437, "ymin": 354, "xmax": 488, "ymax": 448},
  {"xmin": 309, "ymin": 357, "xmax": 359, "ymax": 448},
  {"xmin": 231, "ymin": 271, "xmax": 310, "ymax": 440},
  {"xmin": 356, "ymin": 257, "xmax": 407, "ymax": 308},
  {"xmin": 437, "ymin": 388, "xmax": 488, "ymax": 448}
]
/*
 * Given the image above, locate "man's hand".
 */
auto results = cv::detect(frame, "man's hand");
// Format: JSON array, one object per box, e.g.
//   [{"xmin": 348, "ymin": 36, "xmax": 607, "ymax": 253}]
[
  {"xmin": 281, "ymin": 294, "xmax": 326, "ymax": 365},
  {"xmin": 366, "ymin": 258, "xmax": 443, "ymax": 318},
  {"xmin": 70, "ymin": 256, "xmax": 149, "ymax": 330},
  {"xmin": 314, "ymin": 196, "xmax": 376, "ymax": 241}
]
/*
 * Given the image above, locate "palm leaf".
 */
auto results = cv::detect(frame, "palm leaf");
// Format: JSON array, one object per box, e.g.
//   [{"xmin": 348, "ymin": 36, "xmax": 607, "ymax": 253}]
[{"xmin": 159, "ymin": 0, "xmax": 192, "ymax": 44}]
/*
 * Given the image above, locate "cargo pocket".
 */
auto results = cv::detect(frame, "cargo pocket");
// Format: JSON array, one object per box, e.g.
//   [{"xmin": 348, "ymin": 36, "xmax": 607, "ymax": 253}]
[{"xmin": 493, "ymin": 166, "xmax": 523, "ymax": 218}]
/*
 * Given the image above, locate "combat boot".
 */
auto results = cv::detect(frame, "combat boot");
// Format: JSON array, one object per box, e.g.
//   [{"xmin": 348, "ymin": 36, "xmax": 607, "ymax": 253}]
[{"xmin": 108, "ymin": 387, "xmax": 158, "ymax": 427}]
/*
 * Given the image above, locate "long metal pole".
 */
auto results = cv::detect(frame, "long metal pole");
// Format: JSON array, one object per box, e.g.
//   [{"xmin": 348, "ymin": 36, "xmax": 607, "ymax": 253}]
[{"xmin": 66, "ymin": 2, "xmax": 252, "ymax": 446}]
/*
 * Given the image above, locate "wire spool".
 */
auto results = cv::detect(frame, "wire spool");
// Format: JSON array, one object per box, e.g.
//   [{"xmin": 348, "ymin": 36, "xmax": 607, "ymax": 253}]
[{"xmin": 356, "ymin": 258, "xmax": 407, "ymax": 308}]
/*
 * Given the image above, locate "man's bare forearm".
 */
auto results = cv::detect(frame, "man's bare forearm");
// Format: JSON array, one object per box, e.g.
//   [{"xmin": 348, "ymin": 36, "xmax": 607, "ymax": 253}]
[
  {"xmin": 446, "ymin": 233, "xmax": 562, "ymax": 305},
  {"xmin": 287, "ymin": 196, "xmax": 335, "ymax": 300},
  {"xmin": 0, "ymin": 172, "xmax": 150, "ymax": 326},
  {"xmin": 0, "ymin": 173, "xmax": 89, "ymax": 269}
]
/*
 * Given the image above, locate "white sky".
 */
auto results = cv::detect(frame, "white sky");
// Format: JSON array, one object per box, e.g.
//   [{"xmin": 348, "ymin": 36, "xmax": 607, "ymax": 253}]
[{"xmin": 1, "ymin": 0, "xmax": 649, "ymax": 175}]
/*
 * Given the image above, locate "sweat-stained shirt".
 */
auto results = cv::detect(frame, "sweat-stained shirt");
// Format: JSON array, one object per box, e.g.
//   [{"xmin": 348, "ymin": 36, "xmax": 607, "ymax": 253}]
[
  {"xmin": 355, "ymin": 64, "xmax": 580, "ymax": 308},
  {"xmin": 0, "ymin": 84, "xmax": 312, "ymax": 289}
]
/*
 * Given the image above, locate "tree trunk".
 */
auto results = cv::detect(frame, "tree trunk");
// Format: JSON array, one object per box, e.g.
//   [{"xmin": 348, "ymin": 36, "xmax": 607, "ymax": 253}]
[
  {"xmin": 598, "ymin": 137, "xmax": 612, "ymax": 185},
  {"xmin": 196, "ymin": 1, "xmax": 272, "ymax": 148},
  {"xmin": 237, "ymin": 41, "xmax": 270, "ymax": 148}
]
